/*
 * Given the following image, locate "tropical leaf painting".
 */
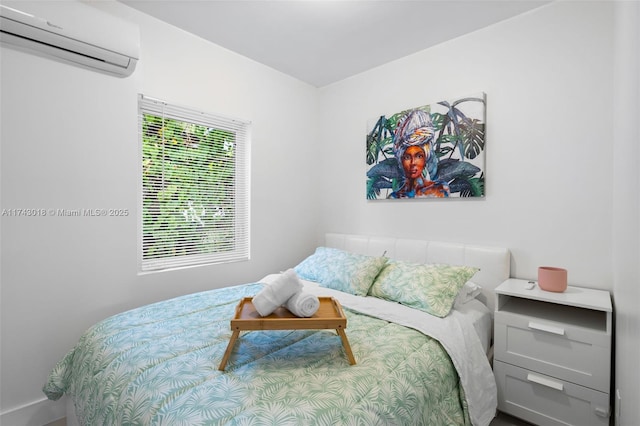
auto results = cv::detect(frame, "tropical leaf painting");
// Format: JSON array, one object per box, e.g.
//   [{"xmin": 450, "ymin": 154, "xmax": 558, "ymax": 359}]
[{"xmin": 366, "ymin": 93, "xmax": 486, "ymax": 200}]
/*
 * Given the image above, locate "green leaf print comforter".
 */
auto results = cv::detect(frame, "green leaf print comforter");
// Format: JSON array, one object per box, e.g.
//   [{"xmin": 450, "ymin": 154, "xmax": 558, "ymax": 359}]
[{"xmin": 44, "ymin": 277, "xmax": 497, "ymax": 426}]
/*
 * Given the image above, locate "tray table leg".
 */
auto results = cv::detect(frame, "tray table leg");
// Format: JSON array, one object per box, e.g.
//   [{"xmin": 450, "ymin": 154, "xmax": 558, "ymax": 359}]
[
  {"xmin": 336, "ymin": 328, "xmax": 356, "ymax": 365},
  {"xmin": 218, "ymin": 330, "xmax": 240, "ymax": 371}
]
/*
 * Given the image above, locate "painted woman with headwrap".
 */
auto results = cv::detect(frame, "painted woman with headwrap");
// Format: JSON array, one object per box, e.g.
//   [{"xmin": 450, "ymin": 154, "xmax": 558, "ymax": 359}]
[{"xmin": 388, "ymin": 109, "xmax": 450, "ymax": 198}]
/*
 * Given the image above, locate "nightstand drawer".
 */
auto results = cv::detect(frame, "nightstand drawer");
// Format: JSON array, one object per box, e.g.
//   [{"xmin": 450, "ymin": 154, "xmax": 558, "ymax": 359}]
[
  {"xmin": 494, "ymin": 303, "xmax": 610, "ymax": 392},
  {"xmin": 495, "ymin": 361, "xmax": 610, "ymax": 426}
]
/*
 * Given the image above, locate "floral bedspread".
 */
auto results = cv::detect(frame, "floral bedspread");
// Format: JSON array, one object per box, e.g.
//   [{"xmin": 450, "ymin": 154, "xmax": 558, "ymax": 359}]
[{"xmin": 44, "ymin": 282, "xmax": 474, "ymax": 425}]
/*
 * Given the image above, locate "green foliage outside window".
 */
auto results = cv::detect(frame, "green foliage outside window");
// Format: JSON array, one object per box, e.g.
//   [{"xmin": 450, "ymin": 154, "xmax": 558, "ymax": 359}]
[{"xmin": 142, "ymin": 114, "xmax": 236, "ymax": 260}]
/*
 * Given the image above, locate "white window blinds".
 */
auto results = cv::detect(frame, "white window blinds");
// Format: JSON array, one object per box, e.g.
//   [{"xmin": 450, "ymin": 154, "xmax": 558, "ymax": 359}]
[{"xmin": 138, "ymin": 95, "xmax": 250, "ymax": 272}]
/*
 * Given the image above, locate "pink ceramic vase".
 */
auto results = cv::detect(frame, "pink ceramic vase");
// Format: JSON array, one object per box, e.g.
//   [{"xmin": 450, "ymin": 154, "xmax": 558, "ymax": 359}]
[{"xmin": 538, "ymin": 266, "xmax": 568, "ymax": 292}]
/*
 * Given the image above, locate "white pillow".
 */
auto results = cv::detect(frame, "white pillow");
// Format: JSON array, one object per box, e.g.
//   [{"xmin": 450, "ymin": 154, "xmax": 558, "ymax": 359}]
[{"xmin": 454, "ymin": 281, "xmax": 483, "ymax": 308}]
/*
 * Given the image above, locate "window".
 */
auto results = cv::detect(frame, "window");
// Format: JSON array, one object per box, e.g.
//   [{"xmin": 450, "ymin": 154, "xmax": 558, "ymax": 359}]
[{"xmin": 138, "ymin": 95, "xmax": 250, "ymax": 272}]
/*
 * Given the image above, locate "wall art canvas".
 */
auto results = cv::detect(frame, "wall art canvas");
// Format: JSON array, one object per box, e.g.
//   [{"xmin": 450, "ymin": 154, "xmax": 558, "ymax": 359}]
[{"xmin": 366, "ymin": 92, "xmax": 486, "ymax": 200}]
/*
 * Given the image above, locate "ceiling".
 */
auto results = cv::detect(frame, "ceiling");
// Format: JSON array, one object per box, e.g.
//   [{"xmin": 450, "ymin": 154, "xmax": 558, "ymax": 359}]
[{"xmin": 120, "ymin": 0, "xmax": 550, "ymax": 87}]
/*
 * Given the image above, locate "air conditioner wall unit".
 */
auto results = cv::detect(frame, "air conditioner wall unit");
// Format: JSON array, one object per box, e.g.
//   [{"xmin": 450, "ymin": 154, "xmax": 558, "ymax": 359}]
[{"xmin": 0, "ymin": 1, "xmax": 139, "ymax": 78}]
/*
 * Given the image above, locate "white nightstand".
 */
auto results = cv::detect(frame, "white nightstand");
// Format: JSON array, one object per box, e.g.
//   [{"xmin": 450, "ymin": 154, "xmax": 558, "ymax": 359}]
[{"xmin": 493, "ymin": 278, "xmax": 612, "ymax": 426}]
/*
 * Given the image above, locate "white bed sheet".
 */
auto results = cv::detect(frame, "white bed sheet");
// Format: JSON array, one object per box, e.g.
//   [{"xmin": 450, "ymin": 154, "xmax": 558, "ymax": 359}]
[{"xmin": 454, "ymin": 298, "xmax": 493, "ymax": 355}]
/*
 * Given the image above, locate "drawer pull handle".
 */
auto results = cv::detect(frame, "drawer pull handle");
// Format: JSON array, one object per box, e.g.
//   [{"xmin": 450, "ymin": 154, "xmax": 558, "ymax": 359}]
[
  {"xmin": 528, "ymin": 321, "xmax": 565, "ymax": 335},
  {"xmin": 527, "ymin": 373, "xmax": 564, "ymax": 391}
]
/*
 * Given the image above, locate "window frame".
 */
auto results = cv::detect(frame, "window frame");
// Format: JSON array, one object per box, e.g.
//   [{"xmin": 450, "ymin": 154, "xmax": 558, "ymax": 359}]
[{"xmin": 137, "ymin": 94, "xmax": 251, "ymax": 273}]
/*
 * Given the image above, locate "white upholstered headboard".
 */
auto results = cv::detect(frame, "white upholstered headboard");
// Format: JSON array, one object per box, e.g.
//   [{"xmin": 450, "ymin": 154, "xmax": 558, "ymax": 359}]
[{"xmin": 325, "ymin": 233, "xmax": 511, "ymax": 313}]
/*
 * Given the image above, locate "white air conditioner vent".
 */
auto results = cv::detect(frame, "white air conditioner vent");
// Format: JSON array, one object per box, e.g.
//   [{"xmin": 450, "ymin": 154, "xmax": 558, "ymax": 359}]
[{"xmin": 0, "ymin": 1, "xmax": 139, "ymax": 77}]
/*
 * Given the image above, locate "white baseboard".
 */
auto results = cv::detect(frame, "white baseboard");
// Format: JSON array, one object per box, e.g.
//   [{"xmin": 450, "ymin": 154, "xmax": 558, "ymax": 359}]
[{"xmin": 0, "ymin": 397, "xmax": 66, "ymax": 426}]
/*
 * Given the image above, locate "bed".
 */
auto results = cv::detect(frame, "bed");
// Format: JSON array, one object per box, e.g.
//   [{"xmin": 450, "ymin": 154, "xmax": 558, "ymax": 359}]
[{"xmin": 44, "ymin": 233, "xmax": 510, "ymax": 426}]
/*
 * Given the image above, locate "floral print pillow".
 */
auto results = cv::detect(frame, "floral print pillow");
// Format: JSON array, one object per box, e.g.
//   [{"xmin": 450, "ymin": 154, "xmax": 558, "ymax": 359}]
[
  {"xmin": 295, "ymin": 247, "xmax": 388, "ymax": 296},
  {"xmin": 368, "ymin": 260, "xmax": 480, "ymax": 317}
]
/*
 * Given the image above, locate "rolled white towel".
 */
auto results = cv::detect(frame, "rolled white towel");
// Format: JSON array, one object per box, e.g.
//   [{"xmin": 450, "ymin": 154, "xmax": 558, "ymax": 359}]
[
  {"xmin": 253, "ymin": 269, "xmax": 303, "ymax": 317},
  {"xmin": 285, "ymin": 291, "xmax": 320, "ymax": 318}
]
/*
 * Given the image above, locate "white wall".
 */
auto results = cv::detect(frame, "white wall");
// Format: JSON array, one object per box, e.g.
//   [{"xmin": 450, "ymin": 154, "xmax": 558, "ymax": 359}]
[
  {"xmin": 318, "ymin": 1, "xmax": 614, "ymax": 288},
  {"xmin": 612, "ymin": 1, "xmax": 640, "ymax": 423},
  {"xmin": 0, "ymin": 1, "xmax": 320, "ymax": 422}
]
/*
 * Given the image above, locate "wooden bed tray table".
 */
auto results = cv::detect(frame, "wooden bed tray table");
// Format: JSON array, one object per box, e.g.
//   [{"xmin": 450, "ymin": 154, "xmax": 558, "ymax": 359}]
[{"xmin": 219, "ymin": 296, "xmax": 356, "ymax": 370}]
